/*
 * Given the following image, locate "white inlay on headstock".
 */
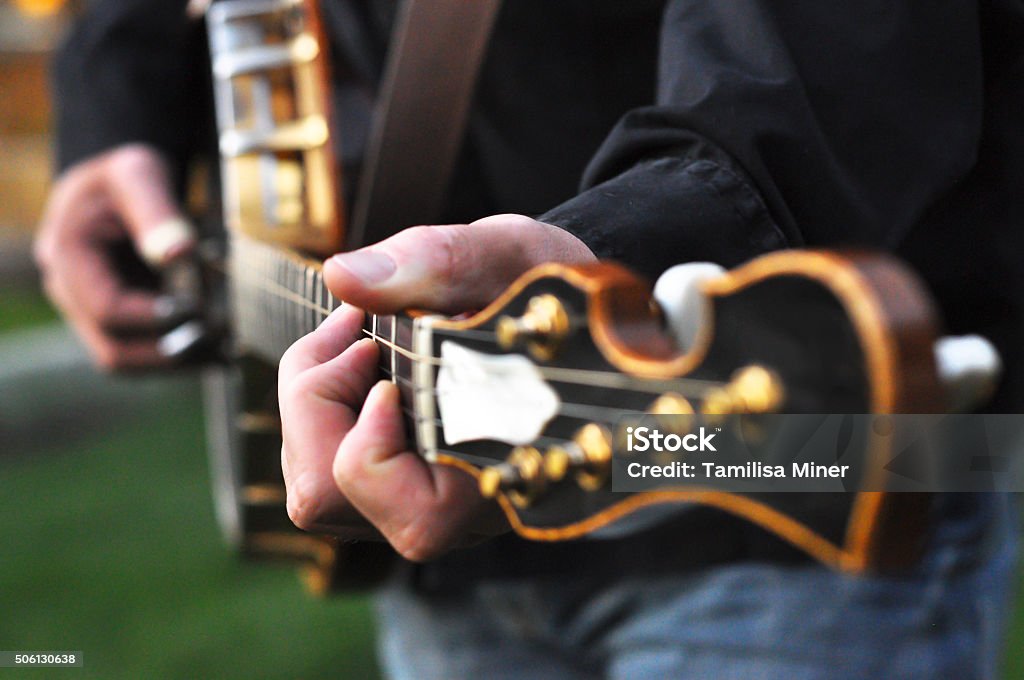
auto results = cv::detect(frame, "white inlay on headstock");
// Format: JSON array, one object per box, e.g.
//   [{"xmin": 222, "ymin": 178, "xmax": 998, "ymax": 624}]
[{"xmin": 436, "ymin": 341, "xmax": 560, "ymax": 446}]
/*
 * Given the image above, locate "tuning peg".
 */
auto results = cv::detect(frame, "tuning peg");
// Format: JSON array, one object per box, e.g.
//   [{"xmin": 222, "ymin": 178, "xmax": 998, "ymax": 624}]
[
  {"xmin": 543, "ymin": 424, "xmax": 613, "ymax": 491},
  {"xmin": 732, "ymin": 365, "xmax": 784, "ymax": 412},
  {"xmin": 478, "ymin": 447, "xmax": 546, "ymax": 508},
  {"xmin": 701, "ymin": 364, "xmax": 784, "ymax": 423},
  {"xmin": 496, "ymin": 294, "xmax": 570, "ymax": 361},
  {"xmin": 648, "ymin": 392, "xmax": 695, "ymax": 432},
  {"xmin": 934, "ymin": 334, "xmax": 1001, "ymax": 412},
  {"xmin": 653, "ymin": 262, "xmax": 726, "ymax": 351}
]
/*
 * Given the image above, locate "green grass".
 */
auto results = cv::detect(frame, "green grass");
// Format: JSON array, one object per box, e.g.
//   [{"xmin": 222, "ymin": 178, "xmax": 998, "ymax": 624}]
[
  {"xmin": 0, "ymin": 380, "xmax": 380, "ymax": 679},
  {"xmin": 0, "ymin": 287, "xmax": 58, "ymax": 332}
]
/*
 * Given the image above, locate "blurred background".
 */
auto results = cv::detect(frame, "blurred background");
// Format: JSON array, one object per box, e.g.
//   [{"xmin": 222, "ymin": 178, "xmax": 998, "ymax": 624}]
[
  {"xmin": 0, "ymin": 1, "xmax": 379, "ymax": 677},
  {"xmin": 0, "ymin": 1, "xmax": 1022, "ymax": 678}
]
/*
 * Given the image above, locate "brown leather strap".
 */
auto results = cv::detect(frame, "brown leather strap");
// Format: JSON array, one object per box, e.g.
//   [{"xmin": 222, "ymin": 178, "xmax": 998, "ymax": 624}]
[{"xmin": 347, "ymin": 0, "xmax": 502, "ymax": 249}]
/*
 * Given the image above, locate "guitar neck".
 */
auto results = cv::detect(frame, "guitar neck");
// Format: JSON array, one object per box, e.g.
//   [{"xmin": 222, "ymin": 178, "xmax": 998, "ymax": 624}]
[
  {"xmin": 229, "ymin": 233, "xmax": 421, "ymax": 404},
  {"xmin": 230, "ymin": 233, "xmax": 335, "ymax": 360}
]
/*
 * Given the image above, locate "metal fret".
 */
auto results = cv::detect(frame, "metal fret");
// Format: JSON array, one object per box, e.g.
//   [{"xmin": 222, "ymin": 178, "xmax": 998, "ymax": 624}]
[
  {"xmin": 278, "ymin": 251, "xmax": 285, "ymax": 354},
  {"xmin": 390, "ymin": 313, "xmax": 398, "ymax": 384},
  {"xmin": 317, "ymin": 272, "xmax": 324, "ymax": 326},
  {"xmin": 266, "ymin": 251, "xmax": 273, "ymax": 355},
  {"xmin": 285, "ymin": 259, "xmax": 292, "ymax": 342},
  {"xmin": 290, "ymin": 261, "xmax": 297, "ymax": 338},
  {"xmin": 279, "ymin": 254, "xmax": 287, "ymax": 353},
  {"xmin": 297, "ymin": 261, "xmax": 304, "ymax": 335},
  {"xmin": 300, "ymin": 263, "xmax": 307, "ymax": 336},
  {"xmin": 294, "ymin": 262, "xmax": 301, "ymax": 336},
  {"xmin": 270, "ymin": 249, "xmax": 278, "ymax": 355},
  {"xmin": 300, "ymin": 261, "xmax": 306, "ymax": 334},
  {"xmin": 282, "ymin": 251, "xmax": 289, "ymax": 351},
  {"xmin": 317, "ymin": 271, "xmax": 325, "ymax": 324},
  {"xmin": 304, "ymin": 264, "xmax": 309, "ymax": 332}
]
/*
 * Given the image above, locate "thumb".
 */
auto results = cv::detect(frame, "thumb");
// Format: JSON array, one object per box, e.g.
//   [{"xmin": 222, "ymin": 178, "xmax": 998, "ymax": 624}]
[
  {"xmin": 102, "ymin": 145, "xmax": 196, "ymax": 267},
  {"xmin": 323, "ymin": 214, "xmax": 595, "ymax": 314}
]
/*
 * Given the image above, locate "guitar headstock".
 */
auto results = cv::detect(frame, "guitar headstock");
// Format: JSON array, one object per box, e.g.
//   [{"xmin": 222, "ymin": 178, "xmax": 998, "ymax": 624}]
[{"xmin": 409, "ymin": 250, "xmax": 962, "ymax": 572}]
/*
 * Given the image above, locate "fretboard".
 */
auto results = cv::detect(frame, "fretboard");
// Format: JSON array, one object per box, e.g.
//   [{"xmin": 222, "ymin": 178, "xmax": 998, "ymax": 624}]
[{"xmin": 229, "ymin": 234, "xmax": 417, "ymax": 392}]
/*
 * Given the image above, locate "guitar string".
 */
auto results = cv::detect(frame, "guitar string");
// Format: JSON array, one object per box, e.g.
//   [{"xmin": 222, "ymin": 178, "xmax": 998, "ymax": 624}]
[
  {"xmin": 233, "ymin": 269, "xmax": 727, "ymax": 396},
  {"xmin": 365, "ymin": 328, "xmax": 717, "ymax": 396}
]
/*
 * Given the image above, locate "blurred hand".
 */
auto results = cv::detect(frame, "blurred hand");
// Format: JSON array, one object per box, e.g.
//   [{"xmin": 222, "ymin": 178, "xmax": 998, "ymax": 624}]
[
  {"xmin": 34, "ymin": 144, "xmax": 196, "ymax": 371},
  {"xmin": 279, "ymin": 214, "xmax": 595, "ymax": 561}
]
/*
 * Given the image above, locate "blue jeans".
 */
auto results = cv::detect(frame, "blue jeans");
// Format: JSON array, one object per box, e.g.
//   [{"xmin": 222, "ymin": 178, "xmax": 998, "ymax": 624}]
[{"xmin": 374, "ymin": 494, "xmax": 1017, "ymax": 679}]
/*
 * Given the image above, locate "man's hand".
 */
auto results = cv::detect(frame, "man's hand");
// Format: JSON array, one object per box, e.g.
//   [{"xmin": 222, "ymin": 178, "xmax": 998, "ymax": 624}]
[
  {"xmin": 279, "ymin": 214, "xmax": 595, "ymax": 561},
  {"xmin": 34, "ymin": 144, "xmax": 195, "ymax": 371}
]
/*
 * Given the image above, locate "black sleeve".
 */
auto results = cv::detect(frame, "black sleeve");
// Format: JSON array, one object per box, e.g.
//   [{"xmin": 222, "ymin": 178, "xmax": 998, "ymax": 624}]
[
  {"xmin": 542, "ymin": 0, "xmax": 984, "ymax": 281},
  {"xmin": 52, "ymin": 0, "xmax": 210, "ymax": 176}
]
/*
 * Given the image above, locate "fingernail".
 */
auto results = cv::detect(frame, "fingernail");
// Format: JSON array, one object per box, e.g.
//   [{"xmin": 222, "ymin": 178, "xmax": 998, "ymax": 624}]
[
  {"xmin": 140, "ymin": 217, "xmax": 196, "ymax": 267},
  {"xmin": 331, "ymin": 250, "xmax": 396, "ymax": 285}
]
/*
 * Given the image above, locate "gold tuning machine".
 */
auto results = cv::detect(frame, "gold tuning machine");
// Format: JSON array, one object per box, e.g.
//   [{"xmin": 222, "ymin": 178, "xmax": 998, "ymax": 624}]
[
  {"xmin": 478, "ymin": 447, "xmax": 546, "ymax": 508},
  {"xmin": 648, "ymin": 392, "xmax": 695, "ymax": 433},
  {"xmin": 701, "ymin": 364, "xmax": 784, "ymax": 422},
  {"xmin": 543, "ymin": 423, "xmax": 613, "ymax": 491},
  {"xmin": 496, "ymin": 294, "xmax": 570, "ymax": 361}
]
